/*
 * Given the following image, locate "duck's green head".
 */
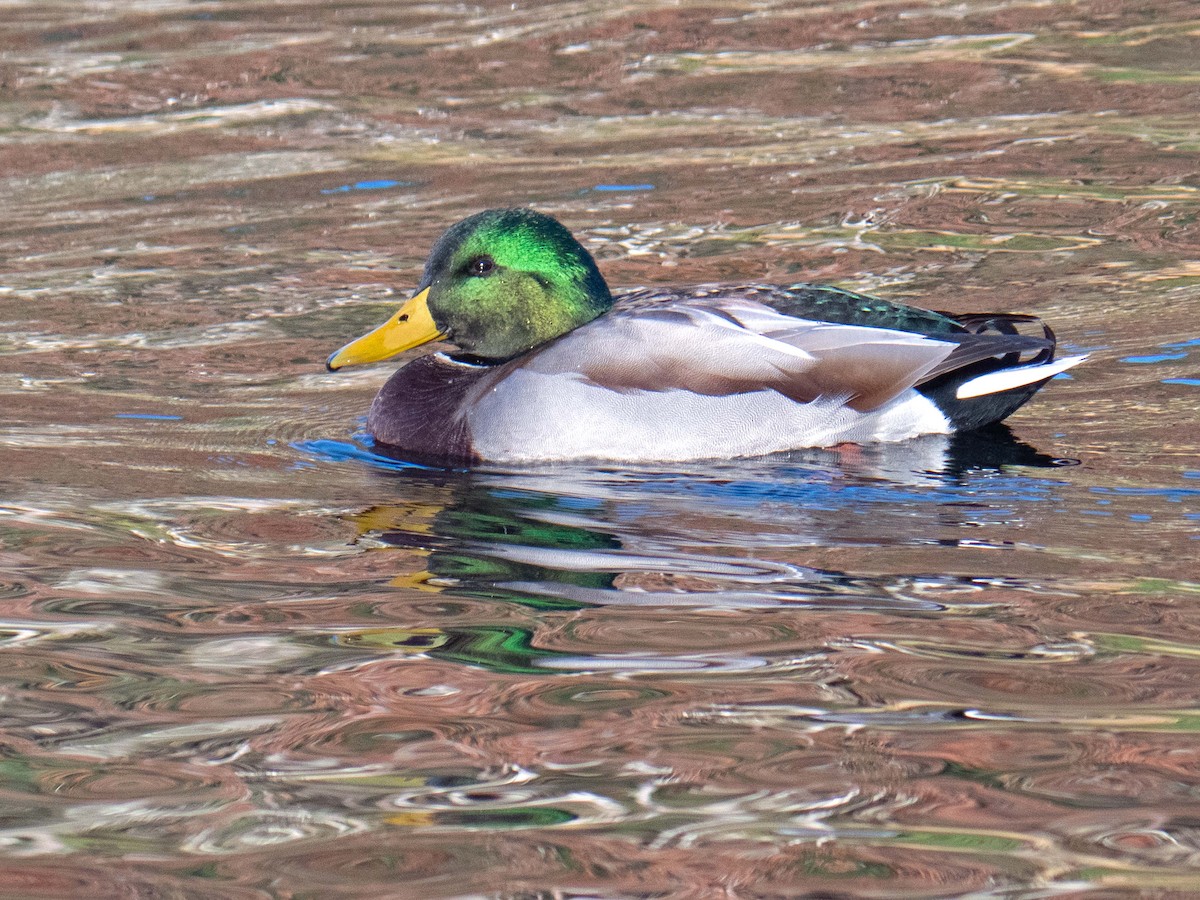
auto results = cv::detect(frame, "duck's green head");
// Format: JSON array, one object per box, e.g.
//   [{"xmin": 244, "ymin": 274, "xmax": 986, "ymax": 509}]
[{"xmin": 327, "ymin": 208, "xmax": 613, "ymax": 369}]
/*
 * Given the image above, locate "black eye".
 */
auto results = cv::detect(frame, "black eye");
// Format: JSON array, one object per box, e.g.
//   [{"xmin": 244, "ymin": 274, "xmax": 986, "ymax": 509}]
[{"xmin": 469, "ymin": 255, "xmax": 495, "ymax": 277}]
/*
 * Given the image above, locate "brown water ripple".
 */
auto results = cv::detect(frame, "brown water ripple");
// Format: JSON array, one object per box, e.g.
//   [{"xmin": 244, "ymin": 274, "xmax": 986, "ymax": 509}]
[
  {"xmin": 3, "ymin": 0, "xmax": 1200, "ymax": 894},
  {"xmin": 823, "ymin": 650, "xmax": 1200, "ymax": 709},
  {"xmin": 0, "ymin": 862, "xmax": 270, "ymax": 900}
]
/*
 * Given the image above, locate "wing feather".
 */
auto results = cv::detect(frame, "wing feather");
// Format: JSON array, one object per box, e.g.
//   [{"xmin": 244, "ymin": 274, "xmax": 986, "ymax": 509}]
[{"xmin": 520, "ymin": 298, "xmax": 959, "ymax": 412}]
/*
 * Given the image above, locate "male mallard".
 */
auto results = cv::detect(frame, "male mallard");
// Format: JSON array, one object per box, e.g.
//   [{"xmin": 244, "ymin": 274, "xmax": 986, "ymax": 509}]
[{"xmin": 328, "ymin": 208, "xmax": 1085, "ymax": 464}]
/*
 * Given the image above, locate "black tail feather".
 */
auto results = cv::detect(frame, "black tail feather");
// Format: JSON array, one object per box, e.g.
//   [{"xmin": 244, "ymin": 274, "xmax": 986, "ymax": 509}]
[{"xmin": 919, "ymin": 312, "xmax": 1062, "ymax": 431}]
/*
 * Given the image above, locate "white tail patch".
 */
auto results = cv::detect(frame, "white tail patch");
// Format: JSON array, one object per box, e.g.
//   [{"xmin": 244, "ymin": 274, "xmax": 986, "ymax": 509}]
[{"xmin": 955, "ymin": 355, "xmax": 1088, "ymax": 400}]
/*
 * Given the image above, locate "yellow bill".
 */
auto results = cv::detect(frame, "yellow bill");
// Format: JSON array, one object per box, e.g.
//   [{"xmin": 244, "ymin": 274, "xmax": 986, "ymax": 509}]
[{"xmin": 326, "ymin": 287, "xmax": 446, "ymax": 371}]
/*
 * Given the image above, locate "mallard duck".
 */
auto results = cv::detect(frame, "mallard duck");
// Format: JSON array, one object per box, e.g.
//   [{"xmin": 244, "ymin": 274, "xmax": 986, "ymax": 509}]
[{"xmin": 327, "ymin": 208, "xmax": 1085, "ymax": 464}]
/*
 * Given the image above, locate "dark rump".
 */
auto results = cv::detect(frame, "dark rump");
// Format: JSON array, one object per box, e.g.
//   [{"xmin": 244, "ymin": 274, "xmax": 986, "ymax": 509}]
[{"xmin": 916, "ymin": 313, "xmax": 1061, "ymax": 431}]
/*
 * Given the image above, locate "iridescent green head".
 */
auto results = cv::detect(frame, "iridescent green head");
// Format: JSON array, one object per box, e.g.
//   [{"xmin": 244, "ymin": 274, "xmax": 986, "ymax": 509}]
[
  {"xmin": 419, "ymin": 208, "xmax": 613, "ymax": 360},
  {"xmin": 326, "ymin": 208, "xmax": 613, "ymax": 371}
]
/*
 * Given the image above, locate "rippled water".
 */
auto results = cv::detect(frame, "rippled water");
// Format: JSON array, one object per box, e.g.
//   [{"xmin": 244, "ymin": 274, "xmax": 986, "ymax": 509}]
[{"xmin": 2, "ymin": 0, "xmax": 1200, "ymax": 895}]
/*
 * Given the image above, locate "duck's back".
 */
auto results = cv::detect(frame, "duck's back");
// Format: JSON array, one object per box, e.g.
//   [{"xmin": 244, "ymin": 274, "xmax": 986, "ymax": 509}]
[{"xmin": 613, "ymin": 283, "xmax": 965, "ymax": 335}]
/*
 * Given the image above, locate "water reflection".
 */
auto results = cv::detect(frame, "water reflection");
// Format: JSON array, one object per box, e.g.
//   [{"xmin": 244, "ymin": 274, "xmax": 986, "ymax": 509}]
[
  {"xmin": 4, "ymin": 0, "xmax": 1200, "ymax": 893},
  {"xmin": 286, "ymin": 427, "xmax": 1081, "ymax": 681}
]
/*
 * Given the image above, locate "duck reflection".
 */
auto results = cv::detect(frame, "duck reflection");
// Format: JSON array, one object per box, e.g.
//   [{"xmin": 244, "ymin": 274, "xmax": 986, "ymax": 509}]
[{"xmin": 327, "ymin": 427, "xmax": 1074, "ymax": 674}]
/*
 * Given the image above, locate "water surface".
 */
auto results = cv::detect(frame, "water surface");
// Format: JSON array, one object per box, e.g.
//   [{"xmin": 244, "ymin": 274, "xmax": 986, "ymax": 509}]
[{"xmin": 2, "ymin": 0, "xmax": 1200, "ymax": 895}]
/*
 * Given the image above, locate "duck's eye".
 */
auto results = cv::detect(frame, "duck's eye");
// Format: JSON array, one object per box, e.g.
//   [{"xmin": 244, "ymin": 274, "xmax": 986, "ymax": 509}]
[{"xmin": 469, "ymin": 255, "xmax": 495, "ymax": 277}]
